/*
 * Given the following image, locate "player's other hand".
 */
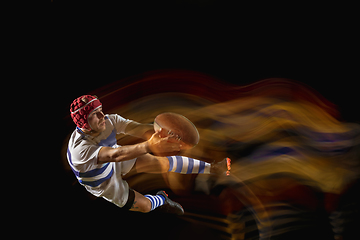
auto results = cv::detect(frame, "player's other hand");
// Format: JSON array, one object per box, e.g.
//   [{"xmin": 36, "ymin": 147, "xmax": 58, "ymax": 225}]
[{"xmin": 147, "ymin": 128, "xmax": 182, "ymax": 154}]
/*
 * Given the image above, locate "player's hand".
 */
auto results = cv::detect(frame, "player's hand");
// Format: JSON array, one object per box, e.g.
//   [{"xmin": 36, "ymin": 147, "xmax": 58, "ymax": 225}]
[{"xmin": 147, "ymin": 128, "xmax": 182, "ymax": 154}]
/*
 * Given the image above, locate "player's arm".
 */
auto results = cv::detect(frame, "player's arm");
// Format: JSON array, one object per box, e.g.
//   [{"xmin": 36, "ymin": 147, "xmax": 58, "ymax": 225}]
[
  {"xmin": 97, "ymin": 141, "xmax": 149, "ymax": 163},
  {"xmin": 97, "ymin": 130, "xmax": 181, "ymax": 163},
  {"xmin": 124, "ymin": 121, "xmax": 155, "ymax": 140}
]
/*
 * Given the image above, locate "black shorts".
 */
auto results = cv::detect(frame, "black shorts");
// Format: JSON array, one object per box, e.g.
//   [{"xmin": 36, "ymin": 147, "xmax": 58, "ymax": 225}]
[{"xmin": 122, "ymin": 188, "xmax": 135, "ymax": 210}]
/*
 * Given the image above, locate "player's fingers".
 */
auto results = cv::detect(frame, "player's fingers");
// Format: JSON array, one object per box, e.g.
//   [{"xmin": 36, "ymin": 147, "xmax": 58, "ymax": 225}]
[
  {"xmin": 152, "ymin": 129, "xmax": 162, "ymax": 138},
  {"xmin": 162, "ymin": 136, "xmax": 172, "ymax": 142},
  {"xmin": 161, "ymin": 137, "xmax": 181, "ymax": 149},
  {"xmin": 163, "ymin": 135, "xmax": 180, "ymax": 141},
  {"xmin": 158, "ymin": 128, "xmax": 168, "ymax": 138},
  {"xmin": 168, "ymin": 142, "xmax": 181, "ymax": 150},
  {"xmin": 154, "ymin": 128, "xmax": 161, "ymax": 134}
]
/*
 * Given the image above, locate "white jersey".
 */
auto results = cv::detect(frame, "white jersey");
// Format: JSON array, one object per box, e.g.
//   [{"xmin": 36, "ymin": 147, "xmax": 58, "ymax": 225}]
[{"xmin": 67, "ymin": 114, "xmax": 137, "ymax": 207}]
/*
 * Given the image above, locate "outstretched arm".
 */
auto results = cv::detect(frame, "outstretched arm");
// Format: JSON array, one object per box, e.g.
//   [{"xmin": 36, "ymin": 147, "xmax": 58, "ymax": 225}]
[
  {"xmin": 124, "ymin": 121, "xmax": 155, "ymax": 140},
  {"xmin": 97, "ymin": 130, "xmax": 181, "ymax": 163}
]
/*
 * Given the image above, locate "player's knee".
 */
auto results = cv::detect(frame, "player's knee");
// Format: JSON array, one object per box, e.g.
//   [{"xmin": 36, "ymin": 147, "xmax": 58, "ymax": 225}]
[
  {"xmin": 159, "ymin": 156, "xmax": 170, "ymax": 173},
  {"xmin": 141, "ymin": 199, "xmax": 152, "ymax": 213}
]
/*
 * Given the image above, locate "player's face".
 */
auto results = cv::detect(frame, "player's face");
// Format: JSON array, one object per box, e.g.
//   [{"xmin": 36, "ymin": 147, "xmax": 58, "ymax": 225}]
[{"xmin": 88, "ymin": 107, "xmax": 106, "ymax": 133}]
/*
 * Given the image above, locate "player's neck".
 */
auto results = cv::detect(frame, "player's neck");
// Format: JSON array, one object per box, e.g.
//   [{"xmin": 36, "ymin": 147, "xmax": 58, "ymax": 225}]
[{"xmin": 80, "ymin": 128, "xmax": 102, "ymax": 137}]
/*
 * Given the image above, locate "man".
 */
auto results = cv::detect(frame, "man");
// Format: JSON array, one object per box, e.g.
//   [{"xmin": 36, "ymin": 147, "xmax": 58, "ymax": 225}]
[{"xmin": 67, "ymin": 95, "xmax": 229, "ymax": 215}]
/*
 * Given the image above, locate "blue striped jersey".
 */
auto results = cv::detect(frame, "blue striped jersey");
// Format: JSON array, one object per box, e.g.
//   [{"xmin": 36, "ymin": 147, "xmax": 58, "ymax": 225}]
[{"xmin": 67, "ymin": 114, "xmax": 134, "ymax": 190}]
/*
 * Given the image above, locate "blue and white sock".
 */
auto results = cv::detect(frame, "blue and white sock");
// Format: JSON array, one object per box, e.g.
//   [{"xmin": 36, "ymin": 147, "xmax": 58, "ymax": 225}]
[
  {"xmin": 144, "ymin": 194, "xmax": 165, "ymax": 211},
  {"xmin": 167, "ymin": 156, "xmax": 211, "ymax": 174}
]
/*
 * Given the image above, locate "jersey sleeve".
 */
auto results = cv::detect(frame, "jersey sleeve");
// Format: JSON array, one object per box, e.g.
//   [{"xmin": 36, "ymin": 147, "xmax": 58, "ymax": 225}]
[
  {"xmin": 107, "ymin": 114, "xmax": 134, "ymax": 134},
  {"xmin": 70, "ymin": 141, "xmax": 103, "ymax": 171}
]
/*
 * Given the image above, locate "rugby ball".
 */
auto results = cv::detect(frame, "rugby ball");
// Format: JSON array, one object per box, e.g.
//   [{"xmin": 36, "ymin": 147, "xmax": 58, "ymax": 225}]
[{"xmin": 154, "ymin": 112, "xmax": 200, "ymax": 151}]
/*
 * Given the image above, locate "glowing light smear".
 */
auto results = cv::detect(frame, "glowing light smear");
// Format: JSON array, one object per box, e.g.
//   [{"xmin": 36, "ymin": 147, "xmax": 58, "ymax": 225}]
[{"xmin": 62, "ymin": 69, "xmax": 360, "ymax": 239}]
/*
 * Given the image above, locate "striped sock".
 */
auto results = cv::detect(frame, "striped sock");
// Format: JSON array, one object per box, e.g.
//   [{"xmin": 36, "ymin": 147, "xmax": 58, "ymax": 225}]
[
  {"xmin": 144, "ymin": 194, "xmax": 165, "ymax": 211},
  {"xmin": 166, "ymin": 156, "xmax": 211, "ymax": 174}
]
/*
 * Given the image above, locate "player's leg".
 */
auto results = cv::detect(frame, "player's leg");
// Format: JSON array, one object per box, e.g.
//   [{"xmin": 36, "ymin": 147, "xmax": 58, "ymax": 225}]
[
  {"xmin": 135, "ymin": 153, "xmax": 211, "ymax": 174},
  {"xmin": 128, "ymin": 189, "xmax": 152, "ymax": 213},
  {"xmin": 135, "ymin": 153, "xmax": 229, "ymax": 175},
  {"xmin": 127, "ymin": 188, "xmax": 183, "ymax": 215},
  {"xmin": 134, "ymin": 153, "xmax": 170, "ymax": 173},
  {"xmin": 166, "ymin": 155, "xmax": 211, "ymax": 174}
]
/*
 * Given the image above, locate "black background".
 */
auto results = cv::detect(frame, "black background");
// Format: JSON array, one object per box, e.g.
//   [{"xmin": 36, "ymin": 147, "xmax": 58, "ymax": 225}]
[
  {"xmin": 32, "ymin": 1, "xmax": 360, "ymax": 239},
  {"xmin": 47, "ymin": 1, "xmax": 359, "ymax": 123}
]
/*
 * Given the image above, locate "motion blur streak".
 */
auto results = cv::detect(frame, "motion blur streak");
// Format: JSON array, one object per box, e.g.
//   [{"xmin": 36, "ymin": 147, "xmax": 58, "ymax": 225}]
[{"xmin": 62, "ymin": 69, "xmax": 360, "ymax": 239}]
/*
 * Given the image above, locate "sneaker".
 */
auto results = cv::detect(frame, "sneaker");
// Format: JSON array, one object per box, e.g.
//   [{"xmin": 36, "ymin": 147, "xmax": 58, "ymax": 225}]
[
  {"xmin": 210, "ymin": 157, "xmax": 231, "ymax": 176},
  {"xmin": 156, "ymin": 190, "xmax": 184, "ymax": 215}
]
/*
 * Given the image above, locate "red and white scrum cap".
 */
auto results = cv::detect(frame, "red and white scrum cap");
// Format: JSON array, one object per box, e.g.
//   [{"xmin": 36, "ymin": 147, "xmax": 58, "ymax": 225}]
[{"xmin": 70, "ymin": 95, "xmax": 102, "ymax": 130}]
